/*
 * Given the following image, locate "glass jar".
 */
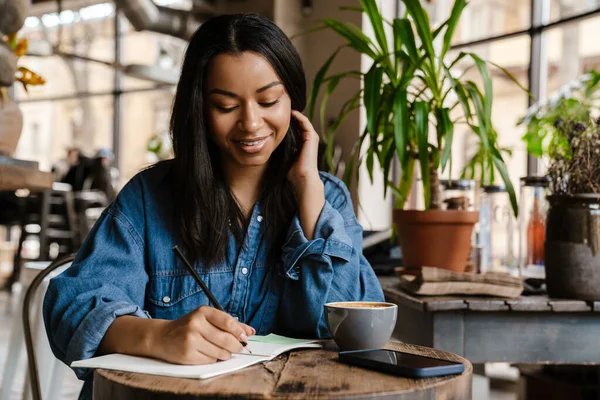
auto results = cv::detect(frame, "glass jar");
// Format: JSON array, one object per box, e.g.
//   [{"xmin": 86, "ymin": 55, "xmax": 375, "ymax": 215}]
[
  {"xmin": 440, "ymin": 179, "xmax": 479, "ymax": 210},
  {"xmin": 479, "ymin": 185, "xmax": 517, "ymax": 274},
  {"xmin": 518, "ymin": 176, "xmax": 550, "ymax": 279}
]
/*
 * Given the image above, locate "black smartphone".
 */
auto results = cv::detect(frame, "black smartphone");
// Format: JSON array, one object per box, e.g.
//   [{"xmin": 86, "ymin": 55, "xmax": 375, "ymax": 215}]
[{"xmin": 339, "ymin": 349, "xmax": 464, "ymax": 378}]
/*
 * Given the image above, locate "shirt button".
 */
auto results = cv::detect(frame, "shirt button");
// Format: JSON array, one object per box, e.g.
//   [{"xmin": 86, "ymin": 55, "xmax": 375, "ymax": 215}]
[
  {"xmin": 257, "ymin": 215, "xmax": 263, "ymax": 222},
  {"xmin": 163, "ymin": 296, "xmax": 171, "ymax": 303},
  {"xmin": 241, "ymin": 267, "xmax": 248, "ymax": 275}
]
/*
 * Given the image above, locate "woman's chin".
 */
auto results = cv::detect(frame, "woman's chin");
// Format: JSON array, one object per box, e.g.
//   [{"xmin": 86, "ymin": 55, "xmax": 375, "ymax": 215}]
[{"xmin": 232, "ymin": 153, "xmax": 271, "ymax": 168}]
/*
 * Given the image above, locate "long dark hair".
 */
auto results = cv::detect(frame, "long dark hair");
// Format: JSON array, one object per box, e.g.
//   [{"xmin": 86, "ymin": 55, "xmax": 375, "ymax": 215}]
[{"xmin": 170, "ymin": 13, "xmax": 306, "ymax": 265}]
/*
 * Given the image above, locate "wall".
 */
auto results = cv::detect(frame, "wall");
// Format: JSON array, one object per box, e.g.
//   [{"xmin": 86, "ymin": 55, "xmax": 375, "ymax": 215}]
[{"xmin": 274, "ymin": 0, "xmax": 364, "ymax": 208}]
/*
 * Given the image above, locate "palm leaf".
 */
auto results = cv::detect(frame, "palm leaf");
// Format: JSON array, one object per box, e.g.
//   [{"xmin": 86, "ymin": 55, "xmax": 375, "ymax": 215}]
[
  {"xmin": 403, "ymin": 0, "xmax": 435, "ymax": 62},
  {"xmin": 466, "ymin": 53, "xmax": 493, "ymax": 125},
  {"xmin": 441, "ymin": 0, "xmax": 467, "ymax": 57},
  {"xmin": 323, "ymin": 19, "xmax": 378, "ymax": 60},
  {"xmin": 438, "ymin": 108, "xmax": 454, "ymax": 171},
  {"xmin": 364, "ymin": 64, "xmax": 384, "ymax": 137},
  {"xmin": 393, "ymin": 18, "xmax": 419, "ymax": 63},
  {"xmin": 360, "ymin": 0, "xmax": 390, "ymax": 61},
  {"xmin": 308, "ymin": 46, "xmax": 342, "ymax": 120},
  {"xmin": 415, "ymin": 101, "xmax": 431, "ymax": 209}
]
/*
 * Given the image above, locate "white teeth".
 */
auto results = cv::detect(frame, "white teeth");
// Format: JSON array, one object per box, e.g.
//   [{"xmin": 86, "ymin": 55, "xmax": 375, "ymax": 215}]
[{"xmin": 239, "ymin": 137, "xmax": 267, "ymax": 146}]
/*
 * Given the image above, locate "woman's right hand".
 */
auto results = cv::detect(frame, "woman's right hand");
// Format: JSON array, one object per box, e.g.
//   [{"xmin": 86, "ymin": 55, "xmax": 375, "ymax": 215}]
[{"xmin": 150, "ymin": 306, "xmax": 255, "ymax": 365}]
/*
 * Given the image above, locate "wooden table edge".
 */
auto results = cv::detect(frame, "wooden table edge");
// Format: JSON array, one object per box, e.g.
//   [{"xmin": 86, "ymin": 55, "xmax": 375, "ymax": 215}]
[{"xmin": 93, "ymin": 342, "xmax": 472, "ymax": 399}]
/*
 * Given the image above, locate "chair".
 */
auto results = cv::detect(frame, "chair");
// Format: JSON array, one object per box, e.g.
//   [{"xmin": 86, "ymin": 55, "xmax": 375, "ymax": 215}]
[
  {"xmin": 11, "ymin": 184, "xmax": 80, "ymax": 287},
  {"xmin": 23, "ymin": 254, "xmax": 76, "ymax": 400}
]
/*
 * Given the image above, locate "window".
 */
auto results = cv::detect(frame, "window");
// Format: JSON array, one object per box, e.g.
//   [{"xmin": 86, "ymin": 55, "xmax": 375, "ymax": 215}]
[
  {"xmin": 425, "ymin": 0, "xmax": 531, "ymax": 45},
  {"xmin": 447, "ymin": 35, "xmax": 531, "ymax": 190},
  {"xmin": 14, "ymin": 1, "xmax": 185, "ymax": 188},
  {"xmin": 548, "ymin": 0, "xmax": 600, "ymax": 22}
]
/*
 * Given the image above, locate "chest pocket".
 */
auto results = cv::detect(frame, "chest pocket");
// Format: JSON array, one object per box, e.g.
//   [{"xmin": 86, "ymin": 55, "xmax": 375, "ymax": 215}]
[{"xmin": 146, "ymin": 273, "xmax": 210, "ymax": 319}]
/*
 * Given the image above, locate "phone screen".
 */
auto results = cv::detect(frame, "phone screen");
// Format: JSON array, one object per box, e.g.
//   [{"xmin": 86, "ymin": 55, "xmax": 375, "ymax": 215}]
[{"xmin": 347, "ymin": 349, "xmax": 461, "ymax": 368}]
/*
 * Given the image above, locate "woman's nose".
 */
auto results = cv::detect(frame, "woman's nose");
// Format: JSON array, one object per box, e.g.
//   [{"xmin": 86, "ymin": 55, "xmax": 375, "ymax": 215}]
[{"xmin": 238, "ymin": 104, "xmax": 263, "ymax": 133}]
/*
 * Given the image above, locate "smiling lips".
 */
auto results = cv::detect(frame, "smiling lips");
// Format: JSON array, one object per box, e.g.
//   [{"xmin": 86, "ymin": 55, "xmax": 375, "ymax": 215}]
[{"xmin": 234, "ymin": 135, "xmax": 271, "ymax": 153}]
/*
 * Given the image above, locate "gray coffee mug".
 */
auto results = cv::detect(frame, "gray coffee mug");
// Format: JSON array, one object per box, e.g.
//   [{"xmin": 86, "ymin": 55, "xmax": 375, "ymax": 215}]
[{"xmin": 324, "ymin": 301, "xmax": 398, "ymax": 351}]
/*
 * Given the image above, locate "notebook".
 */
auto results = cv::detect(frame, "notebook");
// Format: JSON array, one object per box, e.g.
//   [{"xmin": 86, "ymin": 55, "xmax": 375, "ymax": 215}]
[{"xmin": 71, "ymin": 334, "xmax": 321, "ymax": 380}]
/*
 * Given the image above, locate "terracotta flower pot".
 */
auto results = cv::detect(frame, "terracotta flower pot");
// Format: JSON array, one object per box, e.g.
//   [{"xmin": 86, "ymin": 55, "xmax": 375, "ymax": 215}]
[
  {"xmin": 0, "ymin": 99, "xmax": 23, "ymax": 156},
  {"xmin": 393, "ymin": 209, "xmax": 479, "ymax": 272}
]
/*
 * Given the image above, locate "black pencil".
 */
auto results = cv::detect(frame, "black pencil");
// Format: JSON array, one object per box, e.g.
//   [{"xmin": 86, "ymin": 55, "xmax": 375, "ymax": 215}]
[{"xmin": 173, "ymin": 245, "xmax": 252, "ymax": 353}]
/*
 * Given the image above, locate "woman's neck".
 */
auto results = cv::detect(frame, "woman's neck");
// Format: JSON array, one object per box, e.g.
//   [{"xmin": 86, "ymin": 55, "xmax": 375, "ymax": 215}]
[{"xmin": 223, "ymin": 161, "xmax": 266, "ymax": 218}]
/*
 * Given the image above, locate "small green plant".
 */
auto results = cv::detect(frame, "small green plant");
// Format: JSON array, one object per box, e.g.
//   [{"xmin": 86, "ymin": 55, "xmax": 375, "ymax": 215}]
[
  {"xmin": 309, "ymin": 0, "xmax": 525, "ymax": 215},
  {"xmin": 520, "ymin": 70, "xmax": 600, "ymax": 160}
]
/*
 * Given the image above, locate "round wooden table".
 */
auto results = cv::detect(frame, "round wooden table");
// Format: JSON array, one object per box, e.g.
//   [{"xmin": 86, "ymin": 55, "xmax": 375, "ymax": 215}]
[{"xmin": 93, "ymin": 341, "xmax": 472, "ymax": 399}]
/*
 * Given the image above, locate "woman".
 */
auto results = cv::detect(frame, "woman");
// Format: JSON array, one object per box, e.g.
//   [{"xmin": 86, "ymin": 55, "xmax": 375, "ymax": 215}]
[{"xmin": 43, "ymin": 13, "xmax": 384, "ymax": 398}]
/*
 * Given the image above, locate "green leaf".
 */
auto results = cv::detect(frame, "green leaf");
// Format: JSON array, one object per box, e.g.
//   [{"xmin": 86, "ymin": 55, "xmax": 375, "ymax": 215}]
[
  {"xmin": 432, "ymin": 19, "xmax": 448, "ymax": 39},
  {"xmin": 393, "ymin": 88, "xmax": 409, "ymax": 165},
  {"xmin": 328, "ymin": 89, "xmax": 362, "ymax": 134},
  {"xmin": 319, "ymin": 76, "xmax": 342, "ymax": 140},
  {"xmin": 360, "ymin": 0, "xmax": 389, "ymax": 61},
  {"xmin": 443, "ymin": 64, "xmax": 472, "ymax": 122},
  {"xmin": 289, "ymin": 24, "xmax": 328, "ymax": 40},
  {"xmin": 364, "ymin": 64, "xmax": 384, "ymax": 137},
  {"xmin": 442, "ymin": 0, "xmax": 467, "ymax": 57},
  {"xmin": 397, "ymin": 156, "xmax": 415, "ymax": 209},
  {"xmin": 415, "ymin": 101, "xmax": 431, "ymax": 209},
  {"xmin": 322, "ymin": 70, "xmax": 362, "ymax": 83},
  {"xmin": 382, "ymin": 137, "xmax": 396, "ymax": 197},
  {"xmin": 366, "ymin": 146, "xmax": 375, "ymax": 184},
  {"xmin": 487, "ymin": 60, "xmax": 531, "ymax": 98},
  {"xmin": 324, "ymin": 19, "xmax": 378, "ymax": 60},
  {"xmin": 465, "ymin": 82, "xmax": 490, "ymax": 149},
  {"xmin": 466, "ymin": 53, "xmax": 493, "ymax": 125},
  {"xmin": 387, "ymin": 181, "xmax": 406, "ymax": 201},
  {"xmin": 438, "ymin": 108, "xmax": 454, "ymax": 171},
  {"xmin": 343, "ymin": 150, "xmax": 356, "ymax": 188},
  {"xmin": 491, "ymin": 148, "xmax": 518, "ymax": 217},
  {"xmin": 393, "ymin": 18, "xmax": 419, "ymax": 62},
  {"xmin": 308, "ymin": 46, "xmax": 342, "ymax": 121},
  {"xmin": 403, "ymin": 0, "xmax": 435, "ymax": 62},
  {"xmin": 447, "ymin": 51, "xmax": 468, "ymax": 71}
]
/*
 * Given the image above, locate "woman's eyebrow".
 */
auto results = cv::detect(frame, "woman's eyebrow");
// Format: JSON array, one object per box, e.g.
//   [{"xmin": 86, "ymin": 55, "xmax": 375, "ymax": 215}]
[
  {"xmin": 208, "ymin": 81, "xmax": 282, "ymax": 98},
  {"xmin": 256, "ymin": 81, "xmax": 282, "ymax": 93}
]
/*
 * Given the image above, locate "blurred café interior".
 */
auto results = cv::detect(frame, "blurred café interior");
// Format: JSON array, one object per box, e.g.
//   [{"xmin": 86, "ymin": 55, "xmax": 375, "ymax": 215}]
[{"xmin": 2, "ymin": 0, "xmax": 600, "ymax": 399}]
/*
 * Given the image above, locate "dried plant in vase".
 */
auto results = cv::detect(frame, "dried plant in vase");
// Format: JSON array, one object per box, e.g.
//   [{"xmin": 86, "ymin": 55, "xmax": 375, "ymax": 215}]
[
  {"xmin": 547, "ymin": 118, "xmax": 600, "ymax": 195},
  {"xmin": 545, "ymin": 116, "xmax": 600, "ymax": 301}
]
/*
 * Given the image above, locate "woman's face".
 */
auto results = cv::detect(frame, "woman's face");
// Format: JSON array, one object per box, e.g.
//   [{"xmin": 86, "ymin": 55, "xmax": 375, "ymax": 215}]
[{"xmin": 205, "ymin": 51, "xmax": 292, "ymax": 170}]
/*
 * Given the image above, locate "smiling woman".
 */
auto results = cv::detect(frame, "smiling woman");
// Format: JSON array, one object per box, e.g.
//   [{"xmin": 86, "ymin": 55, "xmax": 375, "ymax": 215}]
[
  {"xmin": 42, "ymin": 13, "xmax": 384, "ymax": 400},
  {"xmin": 206, "ymin": 53, "xmax": 291, "ymax": 170}
]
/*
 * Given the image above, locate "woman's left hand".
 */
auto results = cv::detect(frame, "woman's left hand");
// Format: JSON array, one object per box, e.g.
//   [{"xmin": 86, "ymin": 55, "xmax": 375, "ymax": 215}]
[
  {"xmin": 288, "ymin": 110, "xmax": 322, "ymax": 194},
  {"xmin": 288, "ymin": 111, "xmax": 325, "ymax": 240}
]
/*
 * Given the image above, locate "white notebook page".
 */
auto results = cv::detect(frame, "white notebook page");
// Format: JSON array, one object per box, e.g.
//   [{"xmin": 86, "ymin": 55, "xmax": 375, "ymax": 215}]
[{"xmin": 71, "ymin": 335, "xmax": 321, "ymax": 380}]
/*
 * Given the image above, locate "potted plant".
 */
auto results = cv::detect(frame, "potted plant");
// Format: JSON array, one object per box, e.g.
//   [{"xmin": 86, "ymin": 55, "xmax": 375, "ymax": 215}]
[
  {"xmin": 544, "ymin": 120, "xmax": 600, "ymax": 300},
  {"xmin": 519, "ymin": 71, "xmax": 600, "ymax": 299},
  {"xmin": 520, "ymin": 70, "xmax": 600, "ymax": 159},
  {"xmin": 309, "ymin": 0, "xmax": 521, "ymax": 271}
]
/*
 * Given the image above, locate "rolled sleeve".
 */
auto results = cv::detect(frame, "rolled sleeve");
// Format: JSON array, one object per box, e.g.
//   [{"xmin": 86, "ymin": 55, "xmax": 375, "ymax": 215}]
[
  {"xmin": 278, "ymin": 173, "xmax": 384, "ymax": 338},
  {"xmin": 282, "ymin": 201, "xmax": 353, "ymax": 280},
  {"xmin": 43, "ymin": 206, "xmax": 149, "ymax": 380},
  {"xmin": 67, "ymin": 301, "xmax": 147, "ymax": 379}
]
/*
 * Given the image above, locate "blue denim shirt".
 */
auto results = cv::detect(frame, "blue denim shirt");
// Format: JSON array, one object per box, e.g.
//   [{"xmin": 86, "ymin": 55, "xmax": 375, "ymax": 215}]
[{"xmin": 43, "ymin": 161, "xmax": 384, "ymax": 397}]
